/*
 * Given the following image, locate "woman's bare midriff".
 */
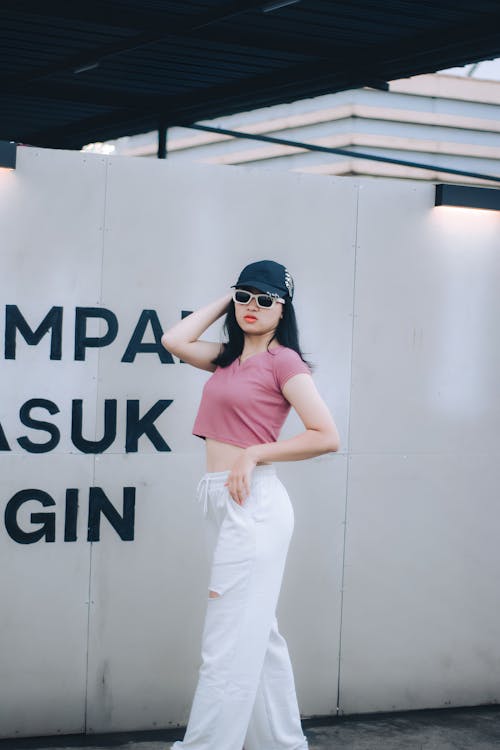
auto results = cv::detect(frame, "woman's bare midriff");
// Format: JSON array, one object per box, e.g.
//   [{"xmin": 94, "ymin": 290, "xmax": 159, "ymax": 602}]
[{"xmin": 205, "ymin": 437, "xmax": 272, "ymax": 473}]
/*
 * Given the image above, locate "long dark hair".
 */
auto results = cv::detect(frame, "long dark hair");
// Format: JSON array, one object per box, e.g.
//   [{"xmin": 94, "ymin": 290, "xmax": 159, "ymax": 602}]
[{"xmin": 211, "ymin": 285, "xmax": 315, "ymax": 372}]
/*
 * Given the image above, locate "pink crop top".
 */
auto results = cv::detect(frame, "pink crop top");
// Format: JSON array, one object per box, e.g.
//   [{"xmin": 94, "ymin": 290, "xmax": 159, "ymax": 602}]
[{"xmin": 192, "ymin": 343, "xmax": 312, "ymax": 449}]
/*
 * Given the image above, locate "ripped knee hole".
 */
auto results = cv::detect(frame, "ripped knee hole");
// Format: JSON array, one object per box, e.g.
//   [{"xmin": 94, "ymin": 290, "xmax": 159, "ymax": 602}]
[{"xmin": 208, "ymin": 590, "xmax": 221, "ymax": 598}]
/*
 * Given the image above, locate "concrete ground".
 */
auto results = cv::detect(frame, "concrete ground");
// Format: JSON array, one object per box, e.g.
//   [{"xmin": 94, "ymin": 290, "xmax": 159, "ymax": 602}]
[{"xmin": 1, "ymin": 704, "xmax": 500, "ymax": 750}]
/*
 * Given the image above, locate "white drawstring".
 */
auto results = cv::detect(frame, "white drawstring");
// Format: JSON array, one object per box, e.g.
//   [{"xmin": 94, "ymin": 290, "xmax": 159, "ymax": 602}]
[
  {"xmin": 196, "ymin": 475, "xmax": 210, "ymax": 517},
  {"xmin": 196, "ymin": 475, "xmax": 230, "ymax": 516}
]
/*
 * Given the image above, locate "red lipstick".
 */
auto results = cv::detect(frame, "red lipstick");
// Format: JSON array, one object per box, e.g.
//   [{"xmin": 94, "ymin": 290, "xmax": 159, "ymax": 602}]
[{"xmin": 244, "ymin": 315, "xmax": 257, "ymax": 322}]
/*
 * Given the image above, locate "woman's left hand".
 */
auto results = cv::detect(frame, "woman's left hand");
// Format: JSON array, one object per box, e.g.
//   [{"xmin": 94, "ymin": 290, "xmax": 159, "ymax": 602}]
[{"xmin": 224, "ymin": 449, "xmax": 259, "ymax": 506}]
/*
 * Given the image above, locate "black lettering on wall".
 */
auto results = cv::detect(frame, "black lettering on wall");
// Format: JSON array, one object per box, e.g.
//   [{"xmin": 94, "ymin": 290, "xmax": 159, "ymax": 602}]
[
  {"xmin": 64, "ymin": 489, "xmax": 79, "ymax": 542},
  {"xmin": 5, "ymin": 306, "xmax": 63, "ymax": 360},
  {"xmin": 0, "ymin": 421, "xmax": 10, "ymax": 451},
  {"xmin": 87, "ymin": 487, "xmax": 136, "ymax": 541},
  {"xmin": 126, "ymin": 399, "xmax": 172, "ymax": 452},
  {"xmin": 4, "ymin": 487, "xmax": 136, "ymax": 543},
  {"xmin": 75, "ymin": 307, "xmax": 118, "ymax": 361},
  {"xmin": 2, "ymin": 399, "xmax": 174, "ymax": 453},
  {"xmin": 17, "ymin": 399, "xmax": 60, "ymax": 453},
  {"xmin": 72, "ymin": 399, "xmax": 117, "ymax": 453},
  {"xmin": 123, "ymin": 310, "xmax": 174, "ymax": 363},
  {"xmin": 5, "ymin": 489, "xmax": 56, "ymax": 543}
]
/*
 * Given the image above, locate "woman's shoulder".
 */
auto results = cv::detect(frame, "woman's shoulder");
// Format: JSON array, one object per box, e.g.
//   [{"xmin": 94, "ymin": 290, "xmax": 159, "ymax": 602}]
[
  {"xmin": 271, "ymin": 344, "xmax": 304, "ymax": 360},
  {"xmin": 270, "ymin": 344, "xmax": 312, "ymax": 384}
]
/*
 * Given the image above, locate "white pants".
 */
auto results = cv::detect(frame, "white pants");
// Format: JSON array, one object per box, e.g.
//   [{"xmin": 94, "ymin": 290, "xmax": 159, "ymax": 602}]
[{"xmin": 171, "ymin": 463, "xmax": 309, "ymax": 750}]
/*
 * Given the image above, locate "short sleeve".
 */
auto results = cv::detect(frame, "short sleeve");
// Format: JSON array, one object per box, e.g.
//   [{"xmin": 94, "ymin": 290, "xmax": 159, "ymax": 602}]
[{"xmin": 273, "ymin": 347, "xmax": 312, "ymax": 390}]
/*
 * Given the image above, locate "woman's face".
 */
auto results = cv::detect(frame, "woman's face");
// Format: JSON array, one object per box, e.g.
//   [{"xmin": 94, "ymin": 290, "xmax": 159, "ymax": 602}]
[{"xmin": 234, "ymin": 286, "xmax": 283, "ymax": 338}]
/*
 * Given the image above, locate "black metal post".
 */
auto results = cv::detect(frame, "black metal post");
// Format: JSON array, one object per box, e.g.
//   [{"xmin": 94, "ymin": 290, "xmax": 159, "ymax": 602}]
[
  {"xmin": 0, "ymin": 140, "xmax": 17, "ymax": 169},
  {"xmin": 158, "ymin": 120, "xmax": 167, "ymax": 159}
]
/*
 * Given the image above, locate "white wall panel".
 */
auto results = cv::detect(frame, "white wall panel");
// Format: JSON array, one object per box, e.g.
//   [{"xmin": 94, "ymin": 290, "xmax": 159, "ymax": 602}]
[
  {"xmin": 0, "ymin": 453, "xmax": 94, "ymax": 737},
  {"xmin": 1, "ymin": 146, "xmax": 499, "ymax": 739},
  {"xmin": 350, "ymin": 179, "xmax": 500, "ymax": 453},
  {"xmin": 0, "ymin": 147, "xmax": 106, "ymax": 738},
  {"xmin": 341, "ymin": 179, "xmax": 500, "ymax": 713},
  {"xmin": 0, "ymin": 146, "xmax": 105, "ymax": 454},
  {"xmin": 341, "ymin": 452, "xmax": 500, "ymax": 713}
]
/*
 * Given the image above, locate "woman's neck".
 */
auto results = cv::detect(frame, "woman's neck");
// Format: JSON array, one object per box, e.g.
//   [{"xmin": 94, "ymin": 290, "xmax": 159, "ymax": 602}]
[{"xmin": 241, "ymin": 337, "xmax": 279, "ymax": 355}]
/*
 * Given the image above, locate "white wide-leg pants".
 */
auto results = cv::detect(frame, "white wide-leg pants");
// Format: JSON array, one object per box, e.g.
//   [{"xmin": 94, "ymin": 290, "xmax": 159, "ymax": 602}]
[{"xmin": 170, "ymin": 463, "xmax": 308, "ymax": 750}]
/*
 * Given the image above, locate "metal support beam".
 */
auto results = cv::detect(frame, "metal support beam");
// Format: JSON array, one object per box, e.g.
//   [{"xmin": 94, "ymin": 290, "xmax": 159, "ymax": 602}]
[
  {"xmin": 158, "ymin": 121, "xmax": 167, "ymax": 159},
  {"xmin": 185, "ymin": 123, "xmax": 500, "ymax": 185}
]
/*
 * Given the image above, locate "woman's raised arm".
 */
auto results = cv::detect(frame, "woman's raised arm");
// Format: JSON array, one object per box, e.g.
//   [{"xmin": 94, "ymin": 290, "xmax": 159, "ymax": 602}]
[{"xmin": 161, "ymin": 291, "xmax": 233, "ymax": 372}]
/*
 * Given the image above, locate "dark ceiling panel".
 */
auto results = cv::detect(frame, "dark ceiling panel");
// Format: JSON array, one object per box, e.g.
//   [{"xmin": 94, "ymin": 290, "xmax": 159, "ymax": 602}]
[{"xmin": 1, "ymin": 0, "xmax": 499, "ymax": 150}]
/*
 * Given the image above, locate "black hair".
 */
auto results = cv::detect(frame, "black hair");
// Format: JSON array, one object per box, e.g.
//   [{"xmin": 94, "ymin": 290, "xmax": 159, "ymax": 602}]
[{"xmin": 211, "ymin": 284, "xmax": 315, "ymax": 372}]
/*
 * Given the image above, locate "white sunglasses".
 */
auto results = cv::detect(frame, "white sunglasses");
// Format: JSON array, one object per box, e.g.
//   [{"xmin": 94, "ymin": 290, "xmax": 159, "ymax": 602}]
[{"xmin": 232, "ymin": 289, "xmax": 285, "ymax": 308}]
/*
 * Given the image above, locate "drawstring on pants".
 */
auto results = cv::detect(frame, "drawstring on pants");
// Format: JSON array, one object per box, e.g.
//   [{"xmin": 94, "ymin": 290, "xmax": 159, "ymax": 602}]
[
  {"xmin": 196, "ymin": 473, "xmax": 229, "ymax": 517},
  {"xmin": 196, "ymin": 464, "xmax": 277, "ymax": 517},
  {"xmin": 196, "ymin": 475, "xmax": 210, "ymax": 516}
]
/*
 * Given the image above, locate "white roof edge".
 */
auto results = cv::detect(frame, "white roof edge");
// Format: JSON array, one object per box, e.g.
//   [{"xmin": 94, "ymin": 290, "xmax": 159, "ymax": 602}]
[{"xmin": 388, "ymin": 73, "xmax": 500, "ymax": 105}]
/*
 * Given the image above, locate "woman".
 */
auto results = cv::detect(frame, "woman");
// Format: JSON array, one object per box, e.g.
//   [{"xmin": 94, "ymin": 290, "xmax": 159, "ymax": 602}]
[{"xmin": 161, "ymin": 260, "xmax": 340, "ymax": 750}]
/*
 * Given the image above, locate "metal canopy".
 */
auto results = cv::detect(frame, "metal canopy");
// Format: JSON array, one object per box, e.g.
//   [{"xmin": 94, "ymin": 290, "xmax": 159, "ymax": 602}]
[{"xmin": 1, "ymin": 0, "xmax": 500, "ymax": 150}]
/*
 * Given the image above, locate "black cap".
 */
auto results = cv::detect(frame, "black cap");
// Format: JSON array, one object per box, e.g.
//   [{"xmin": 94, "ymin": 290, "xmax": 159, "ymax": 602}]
[{"xmin": 231, "ymin": 260, "xmax": 294, "ymax": 301}]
